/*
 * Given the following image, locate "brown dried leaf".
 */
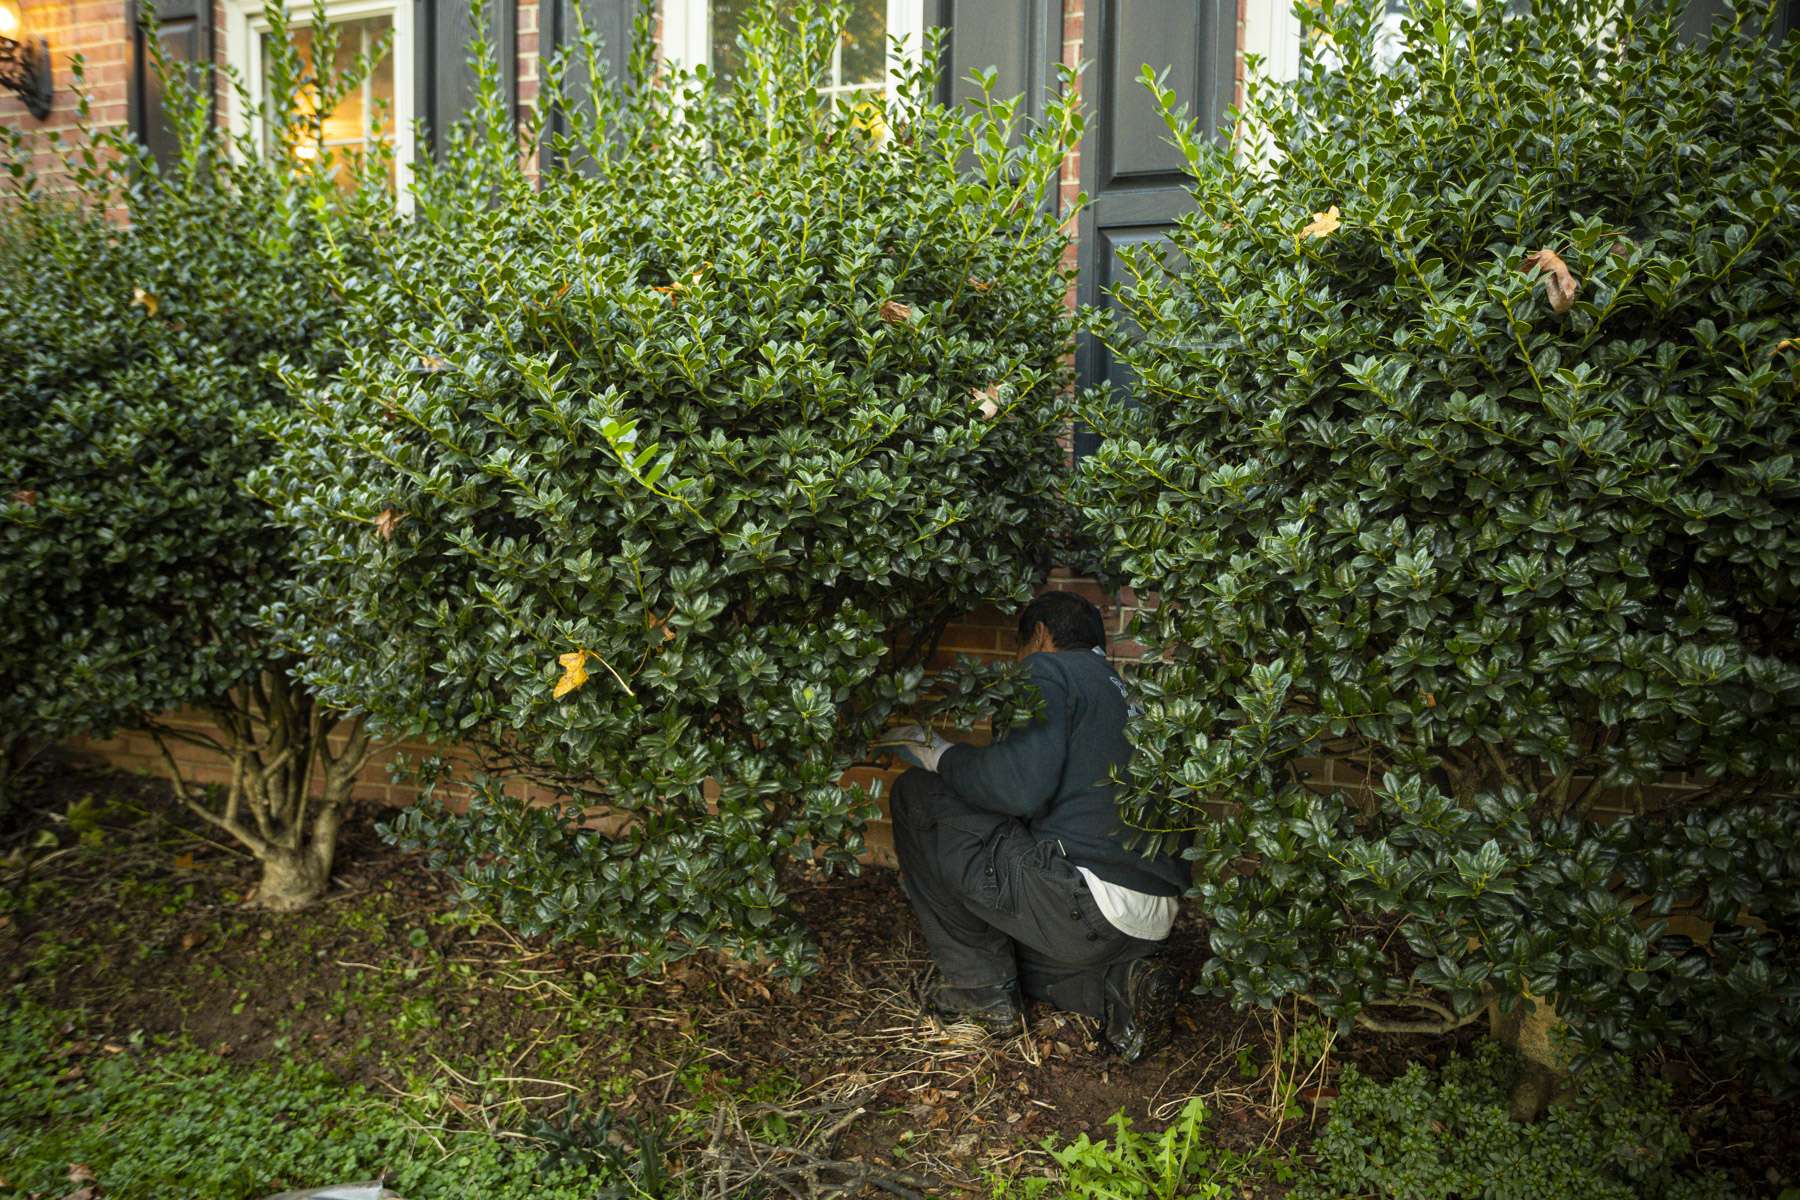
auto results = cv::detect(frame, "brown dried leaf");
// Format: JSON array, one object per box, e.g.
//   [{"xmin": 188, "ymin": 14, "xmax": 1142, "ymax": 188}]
[
  {"xmin": 67, "ymin": 1163, "xmax": 95, "ymax": 1184},
  {"xmin": 373, "ymin": 508, "xmax": 407, "ymax": 540},
  {"xmin": 967, "ymin": 276, "xmax": 993, "ymax": 293},
  {"xmin": 418, "ymin": 353, "xmax": 449, "ymax": 372},
  {"xmin": 1521, "ymin": 248, "xmax": 1578, "ymax": 315},
  {"xmin": 879, "ymin": 299, "xmax": 912, "ymax": 324},
  {"xmin": 11, "ymin": 489, "xmax": 37, "ymax": 506},
  {"xmin": 1775, "ymin": 337, "xmax": 1798, "ymax": 357},
  {"xmin": 972, "ymin": 382, "xmax": 1002, "ymax": 420}
]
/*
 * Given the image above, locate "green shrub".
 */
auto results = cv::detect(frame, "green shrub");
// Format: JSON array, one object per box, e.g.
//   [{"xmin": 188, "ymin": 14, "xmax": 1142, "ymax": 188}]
[
  {"xmin": 1069, "ymin": 0, "xmax": 1800, "ymax": 1089},
  {"xmin": 0, "ymin": 997, "xmax": 654, "ymax": 1199},
  {"xmin": 0, "ymin": 6, "xmax": 384, "ymax": 903},
  {"xmin": 993, "ymin": 1097, "xmax": 1283, "ymax": 1200},
  {"xmin": 1295, "ymin": 1042, "xmax": 1730, "ymax": 1200},
  {"xmin": 256, "ymin": 1, "xmax": 1081, "ymax": 975}
]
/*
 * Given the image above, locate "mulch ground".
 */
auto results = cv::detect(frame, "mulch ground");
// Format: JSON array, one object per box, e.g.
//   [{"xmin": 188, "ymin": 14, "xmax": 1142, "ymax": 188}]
[{"xmin": 3, "ymin": 763, "xmax": 1794, "ymax": 1197}]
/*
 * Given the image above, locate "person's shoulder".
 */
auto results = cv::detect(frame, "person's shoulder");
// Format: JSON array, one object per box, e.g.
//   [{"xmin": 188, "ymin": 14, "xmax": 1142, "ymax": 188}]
[{"xmin": 1028, "ymin": 648, "xmax": 1108, "ymax": 686}]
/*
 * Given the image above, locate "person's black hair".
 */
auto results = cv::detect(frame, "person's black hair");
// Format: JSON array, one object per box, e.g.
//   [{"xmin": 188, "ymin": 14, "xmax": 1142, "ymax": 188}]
[{"xmin": 1016, "ymin": 591, "xmax": 1107, "ymax": 652}]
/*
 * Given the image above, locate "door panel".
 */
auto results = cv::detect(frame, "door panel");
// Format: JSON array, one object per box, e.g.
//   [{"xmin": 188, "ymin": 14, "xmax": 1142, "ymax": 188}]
[
  {"xmin": 414, "ymin": 0, "xmax": 517, "ymax": 161},
  {"xmin": 1075, "ymin": 0, "xmax": 1236, "ymax": 457},
  {"xmin": 926, "ymin": 0, "xmax": 1063, "ymax": 129},
  {"xmin": 538, "ymin": 0, "xmax": 637, "ymax": 169}
]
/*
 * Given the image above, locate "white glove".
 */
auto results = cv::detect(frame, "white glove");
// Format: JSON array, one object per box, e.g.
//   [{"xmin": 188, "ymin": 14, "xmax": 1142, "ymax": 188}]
[{"xmin": 877, "ymin": 723, "xmax": 954, "ymax": 772}]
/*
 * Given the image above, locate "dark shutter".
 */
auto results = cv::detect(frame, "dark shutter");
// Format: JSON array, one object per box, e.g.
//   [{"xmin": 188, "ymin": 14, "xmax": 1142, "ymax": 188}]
[
  {"xmin": 923, "ymin": 0, "xmax": 1062, "ymax": 132},
  {"xmin": 1073, "ymin": 0, "xmax": 1235, "ymax": 458},
  {"xmin": 414, "ymin": 0, "xmax": 518, "ymax": 161},
  {"xmin": 538, "ymin": 0, "xmax": 637, "ymax": 170},
  {"xmin": 1678, "ymin": 0, "xmax": 1798, "ymax": 40},
  {"xmin": 128, "ymin": 0, "xmax": 214, "ymax": 170}
]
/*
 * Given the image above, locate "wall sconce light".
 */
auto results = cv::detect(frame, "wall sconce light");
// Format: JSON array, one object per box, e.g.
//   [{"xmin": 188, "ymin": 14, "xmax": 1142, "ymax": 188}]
[{"xmin": 0, "ymin": 0, "xmax": 52, "ymax": 120}]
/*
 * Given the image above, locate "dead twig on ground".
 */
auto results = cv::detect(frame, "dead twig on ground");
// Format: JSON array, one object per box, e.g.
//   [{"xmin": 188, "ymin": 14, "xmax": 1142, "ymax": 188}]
[{"xmin": 695, "ymin": 1094, "xmax": 973, "ymax": 1200}]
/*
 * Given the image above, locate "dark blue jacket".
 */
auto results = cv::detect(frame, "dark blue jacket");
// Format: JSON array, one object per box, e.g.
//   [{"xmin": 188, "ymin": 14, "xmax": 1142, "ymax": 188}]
[{"xmin": 938, "ymin": 648, "xmax": 1188, "ymax": 896}]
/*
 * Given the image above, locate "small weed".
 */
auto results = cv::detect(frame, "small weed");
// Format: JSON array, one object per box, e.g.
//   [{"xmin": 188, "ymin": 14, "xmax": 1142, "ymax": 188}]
[{"xmin": 994, "ymin": 1097, "xmax": 1290, "ymax": 1199}]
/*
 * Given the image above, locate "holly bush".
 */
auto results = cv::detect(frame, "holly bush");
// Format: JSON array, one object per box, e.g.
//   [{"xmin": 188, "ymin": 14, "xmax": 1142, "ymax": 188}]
[
  {"xmin": 257, "ymin": 1, "xmax": 1081, "ymax": 974},
  {"xmin": 0, "ymin": 6, "xmax": 386, "ymax": 901},
  {"xmin": 1071, "ymin": 0, "xmax": 1800, "ymax": 1087}
]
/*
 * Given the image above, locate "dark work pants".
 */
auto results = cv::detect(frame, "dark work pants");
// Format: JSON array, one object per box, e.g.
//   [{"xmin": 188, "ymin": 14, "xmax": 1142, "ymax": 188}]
[{"xmin": 890, "ymin": 767, "xmax": 1165, "ymax": 1021}]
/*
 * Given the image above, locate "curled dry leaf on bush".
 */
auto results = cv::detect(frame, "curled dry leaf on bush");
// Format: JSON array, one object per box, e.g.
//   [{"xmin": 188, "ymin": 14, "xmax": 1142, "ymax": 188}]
[
  {"xmin": 1071, "ymin": 0, "xmax": 1800, "ymax": 1101},
  {"xmin": 0, "ymin": 2, "xmax": 393, "ymax": 905},
  {"xmin": 255, "ymin": 1, "xmax": 1082, "ymax": 975}
]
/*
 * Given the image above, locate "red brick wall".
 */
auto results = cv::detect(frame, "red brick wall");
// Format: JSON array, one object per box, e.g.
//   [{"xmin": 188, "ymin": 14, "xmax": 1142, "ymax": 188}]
[{"xmin": 0, "ymin": 1, "xmax": 133, "ymax": 168}]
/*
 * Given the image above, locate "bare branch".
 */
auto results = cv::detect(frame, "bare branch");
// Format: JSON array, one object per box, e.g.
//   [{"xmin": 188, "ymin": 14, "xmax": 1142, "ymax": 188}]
[{"xmin": 150, "ymin": 731, "xmax": 271, "ymax": 858}]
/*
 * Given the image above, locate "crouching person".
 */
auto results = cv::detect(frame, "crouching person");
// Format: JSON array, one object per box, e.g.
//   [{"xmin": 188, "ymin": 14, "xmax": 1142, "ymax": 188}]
[{"xmin": 885, "ymin": 592, "xmax": 1186, "ymax": 1062}]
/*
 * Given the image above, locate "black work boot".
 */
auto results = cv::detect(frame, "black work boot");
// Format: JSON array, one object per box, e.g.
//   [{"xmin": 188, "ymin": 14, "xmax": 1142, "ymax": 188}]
[
  {"xmin": 1102, "ymin": 957, "xmax": 1179, "ymax": 1063},
  {"xmin": 927, "ymin": 980, "xmax": 1025, "ymax": 1037}
]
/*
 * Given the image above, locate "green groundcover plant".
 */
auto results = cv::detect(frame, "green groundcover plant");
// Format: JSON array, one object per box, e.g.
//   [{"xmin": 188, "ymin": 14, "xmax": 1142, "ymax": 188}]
[
  {"xmin": 1294, "ymin": 1042, "xmax": 1731, "ymax": 1200},
  {"xmin": 0, "ymin": 998, "xmax": 663, "ymax": 1199},
  {"xmin": 256, "ymin": 1, "xmax": 1082, "ymax": 975},
  {"xmin": 0, "ymin": 6, "xmax": 386, "ymax": 905},
  {"xmin": 1071, "ymin": 0, "xmax": 1800, "ymax": 1100}
]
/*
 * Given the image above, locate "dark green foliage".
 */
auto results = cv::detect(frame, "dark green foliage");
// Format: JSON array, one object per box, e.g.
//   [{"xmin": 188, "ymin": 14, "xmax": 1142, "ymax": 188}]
[
  {"xmin": 257, "ymin": 2, "xmax": 1081, "ymax": 974},
  {"xmin": 0, "ymin": 5, "xmax": 387, "ymax": 898},
  {"xmin": 1070, "ymin": 0, "xmax": 1800, "ymax": 1083},
  {"xmin": 1295, "ymin": 1042, "xmax": 1729, "ymax": 1200},
  {"xmin": 0, "ymin": 91, "xmax": 291, "ymax": 745}
]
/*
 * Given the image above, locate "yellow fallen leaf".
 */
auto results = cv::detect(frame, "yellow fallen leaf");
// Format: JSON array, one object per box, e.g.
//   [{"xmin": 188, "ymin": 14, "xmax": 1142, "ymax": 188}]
[
  {"xmin": 1520, "ymin": 248, "xmax": 1579, "ymax": 315},
  {"xmin": 1774, "ymin": 337, "xmax": 1798, "ymax": 356},
  {"xmin": 967, "ymin": 276, "xmax": 993, "ymax": 293},
  {"xmin": 418, "ymin": 353, "xmax": 448, "ymax": 372},
  {"xmin": 132, "ymin": 287, "xmax": 158, "ymax": 316},
  {"xmin": 172, "ymin": 852, "xmax": 196, "ymax": 870},
  {"xmin": 554, "ymin": 650, "xmax": 591, "ymax": 699},
  {"xmin": 1299, "ymin": 205, "xmax": 1341, "ymax": 240}
]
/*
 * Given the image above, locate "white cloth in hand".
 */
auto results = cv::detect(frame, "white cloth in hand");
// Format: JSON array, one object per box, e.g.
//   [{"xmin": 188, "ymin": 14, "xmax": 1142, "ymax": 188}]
[{"xmin": 880, "ymin": 723, "xmax": 953, "ymax": 772}]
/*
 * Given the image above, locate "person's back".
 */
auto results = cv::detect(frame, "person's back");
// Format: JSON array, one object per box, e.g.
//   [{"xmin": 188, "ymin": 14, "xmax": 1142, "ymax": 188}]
[
  {"xmin": 885, "ymin": 592, "xmax": 1184, "ymax": 1060},
  {"xmin": 937, "ymin": 645, "xmax": 1188, "ymax": 897}
]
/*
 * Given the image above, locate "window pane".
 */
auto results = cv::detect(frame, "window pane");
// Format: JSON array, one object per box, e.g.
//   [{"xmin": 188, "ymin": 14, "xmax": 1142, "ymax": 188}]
[
  {"xmin": 707, "ymin": 0, "xmax": 887, "ymax": 91},
  {"xmin": 262, "ymin": 14, "xmax": 393, "ymax": 189},
  {"xmin": 709, "ymin": 0, "xmax": 753, "ymax": 81},
  {"xmin": 837, "ymin": 0, "xmax": 886, "ymax": 88}
]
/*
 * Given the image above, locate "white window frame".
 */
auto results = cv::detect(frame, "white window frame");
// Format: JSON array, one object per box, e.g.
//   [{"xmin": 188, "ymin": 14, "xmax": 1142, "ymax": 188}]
[
  {"xmin": 1241, "ymin": 0, "xmax": 1419, "ymax": 86},
  {"xmin": 221, "ymin": 0, "xmax": 416, "ymax": 203},
  {"xmin": 1241, "ymin": 0, "xmax": 1306, "ymax": 87},
  {"xmin": 663, "ymin": 0, "xmax": 925, "ymax": 100}
]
